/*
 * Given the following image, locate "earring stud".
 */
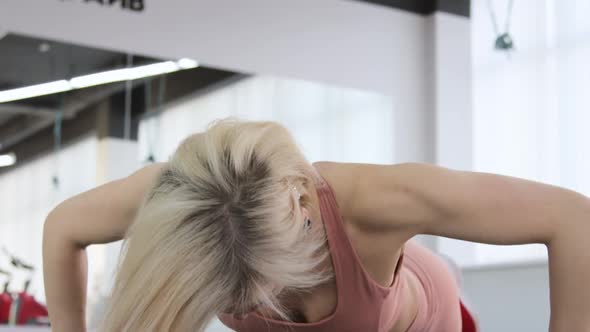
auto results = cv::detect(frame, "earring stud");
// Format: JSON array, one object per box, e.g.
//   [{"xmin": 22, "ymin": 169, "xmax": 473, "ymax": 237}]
[{"xmin": 292, "ymin": 186, "xmax": 301, "ymax": 201}]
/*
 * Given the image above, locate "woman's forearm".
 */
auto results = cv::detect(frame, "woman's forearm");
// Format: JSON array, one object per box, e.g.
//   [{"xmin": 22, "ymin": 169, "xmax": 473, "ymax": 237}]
[
  {"xmin": 43, "ymin": 217, "xmax": 88, "ymax": 332},
  {"xmin": 547, "ymin": 200, "xmax": 590, "ymax": 331}
]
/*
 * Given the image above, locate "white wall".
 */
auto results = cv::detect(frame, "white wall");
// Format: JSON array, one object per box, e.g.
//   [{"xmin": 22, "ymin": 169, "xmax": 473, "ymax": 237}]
[
  {"xmin": 0, "ymin": 136, "xmax": 98, "ymax": 302},
  {"xmin": 469, "ymin": 0, "xmax": 590, "ymax": 265},
  {"xmin": 431, "ymin": 12, "xmax": 473, "ymax": 171},
  {"xmin": 139, "ymin": 76, "xmax": 394, "ymax": 164},
  {"xmin": 462, "ymin": 262, "xmax": 550, "ymax": 332},
  {"xmin": 0, "ymin": 0, "xmax": 423, "ymax": 96},
  {"xmin": 455, "ymin": 2, "xmax": 590, "ymax": 331}
]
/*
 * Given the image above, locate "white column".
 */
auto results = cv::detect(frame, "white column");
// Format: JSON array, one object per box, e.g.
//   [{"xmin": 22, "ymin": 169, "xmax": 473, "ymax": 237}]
[
  {"xmin": 432, "ymin": 12, "xmax": 473, "ymax": 171},
  {"xmin": 427, "ymin": 11, "xmax": 477, "ymax": 263}
]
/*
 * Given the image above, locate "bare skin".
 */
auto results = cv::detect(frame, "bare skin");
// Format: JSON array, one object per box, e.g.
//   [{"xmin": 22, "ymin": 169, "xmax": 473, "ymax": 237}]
[{"xmin": 43, "ymin": 161, "xmax": 590, "ymax": 332}]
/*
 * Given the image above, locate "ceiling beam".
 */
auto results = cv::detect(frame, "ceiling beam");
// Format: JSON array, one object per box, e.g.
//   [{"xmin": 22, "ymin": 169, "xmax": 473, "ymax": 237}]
[
  {"xmin": 0, "ymin": 104, "xmax": 57, "ymax": 118},
  {"xmin": 0, "ymin": 114, "xmax": 50, "ymax": 150},
  {"xmin": 0, "ymin": 108, "xmax": 98, "ymax": 175},
  {"xmin": 0, "ymin": 80, "xmax": 145, "ymax": 151},
  {"xmin": 0, "ymin": 67, "xmax": 239, "ymax": 166},
  {"xmin": 357, "ymin": 0, "xmax": 470, "ymax": 17}
]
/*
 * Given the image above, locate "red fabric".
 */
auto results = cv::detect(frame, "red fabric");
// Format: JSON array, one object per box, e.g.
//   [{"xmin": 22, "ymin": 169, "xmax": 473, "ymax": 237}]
[
  {"xmin": 460, "ymin": 301, "xmax": 477, "ymax": 332},
  {"xmin": 0, "ymin": 292, "xmax": 12, "ymax": 324},
  {"xmin": 16, "ymin": 292, "xmax": 48, "ymax": 325}
]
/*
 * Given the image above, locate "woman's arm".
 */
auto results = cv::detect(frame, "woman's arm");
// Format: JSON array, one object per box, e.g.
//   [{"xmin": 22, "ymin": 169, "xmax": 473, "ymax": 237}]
[
  {"xmin": 347, "ymin": 162, "xmax": 590, "ymax": 331},
  {"xmin": 42, "ymin": 163, "xmax": 165, "ymax": 332}
]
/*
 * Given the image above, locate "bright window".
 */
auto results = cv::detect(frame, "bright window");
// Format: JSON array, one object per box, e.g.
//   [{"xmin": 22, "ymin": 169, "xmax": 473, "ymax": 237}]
[{"xmin": 468, "ymin": 0, "xmax": 590, "ymax": 265}]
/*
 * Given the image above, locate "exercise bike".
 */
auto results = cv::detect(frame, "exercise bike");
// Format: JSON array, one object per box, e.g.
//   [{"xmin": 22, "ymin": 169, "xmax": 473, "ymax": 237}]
[{"xmin": 1, "ymin": 248, "xmax": 49, "ymax": 326}]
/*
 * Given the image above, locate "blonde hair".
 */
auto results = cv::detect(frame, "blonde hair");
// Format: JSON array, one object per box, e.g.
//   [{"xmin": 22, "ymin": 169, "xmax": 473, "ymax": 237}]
[{"xmin": 101, "ymin": 119, "xmax": 332, "ymax": 331}]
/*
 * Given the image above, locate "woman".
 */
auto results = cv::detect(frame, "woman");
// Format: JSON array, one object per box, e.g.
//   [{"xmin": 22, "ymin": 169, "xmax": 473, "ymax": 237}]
[{"xmin": 43, "ymin": 119, "xmax": 590, "ymax": 332}]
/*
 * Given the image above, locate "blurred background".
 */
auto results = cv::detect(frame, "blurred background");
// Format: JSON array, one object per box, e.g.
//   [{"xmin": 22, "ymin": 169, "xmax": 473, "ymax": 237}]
[{"xmin": 0, "ymin": 0, "xmax": 588, "ymax": 331}]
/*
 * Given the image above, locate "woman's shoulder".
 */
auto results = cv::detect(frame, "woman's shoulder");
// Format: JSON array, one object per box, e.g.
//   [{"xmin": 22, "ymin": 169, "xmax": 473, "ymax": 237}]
[
  {"xmin": 311, "ymin": 161, "xmax": 358, "ymax": 217},
  {"xmin": 312, "ymin": 161, "xmax": 382, "ymax": 228},
  {"xmin": 312, "ymin": 161, "xmax": 384, "ymax": 208},
  {"xmin": 311, "ymin": 161, "xmax": 416, "ymax": 235},
  {"xmin": 312, "ymin": 161, "xmax": 409, "ymax": 287}
]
